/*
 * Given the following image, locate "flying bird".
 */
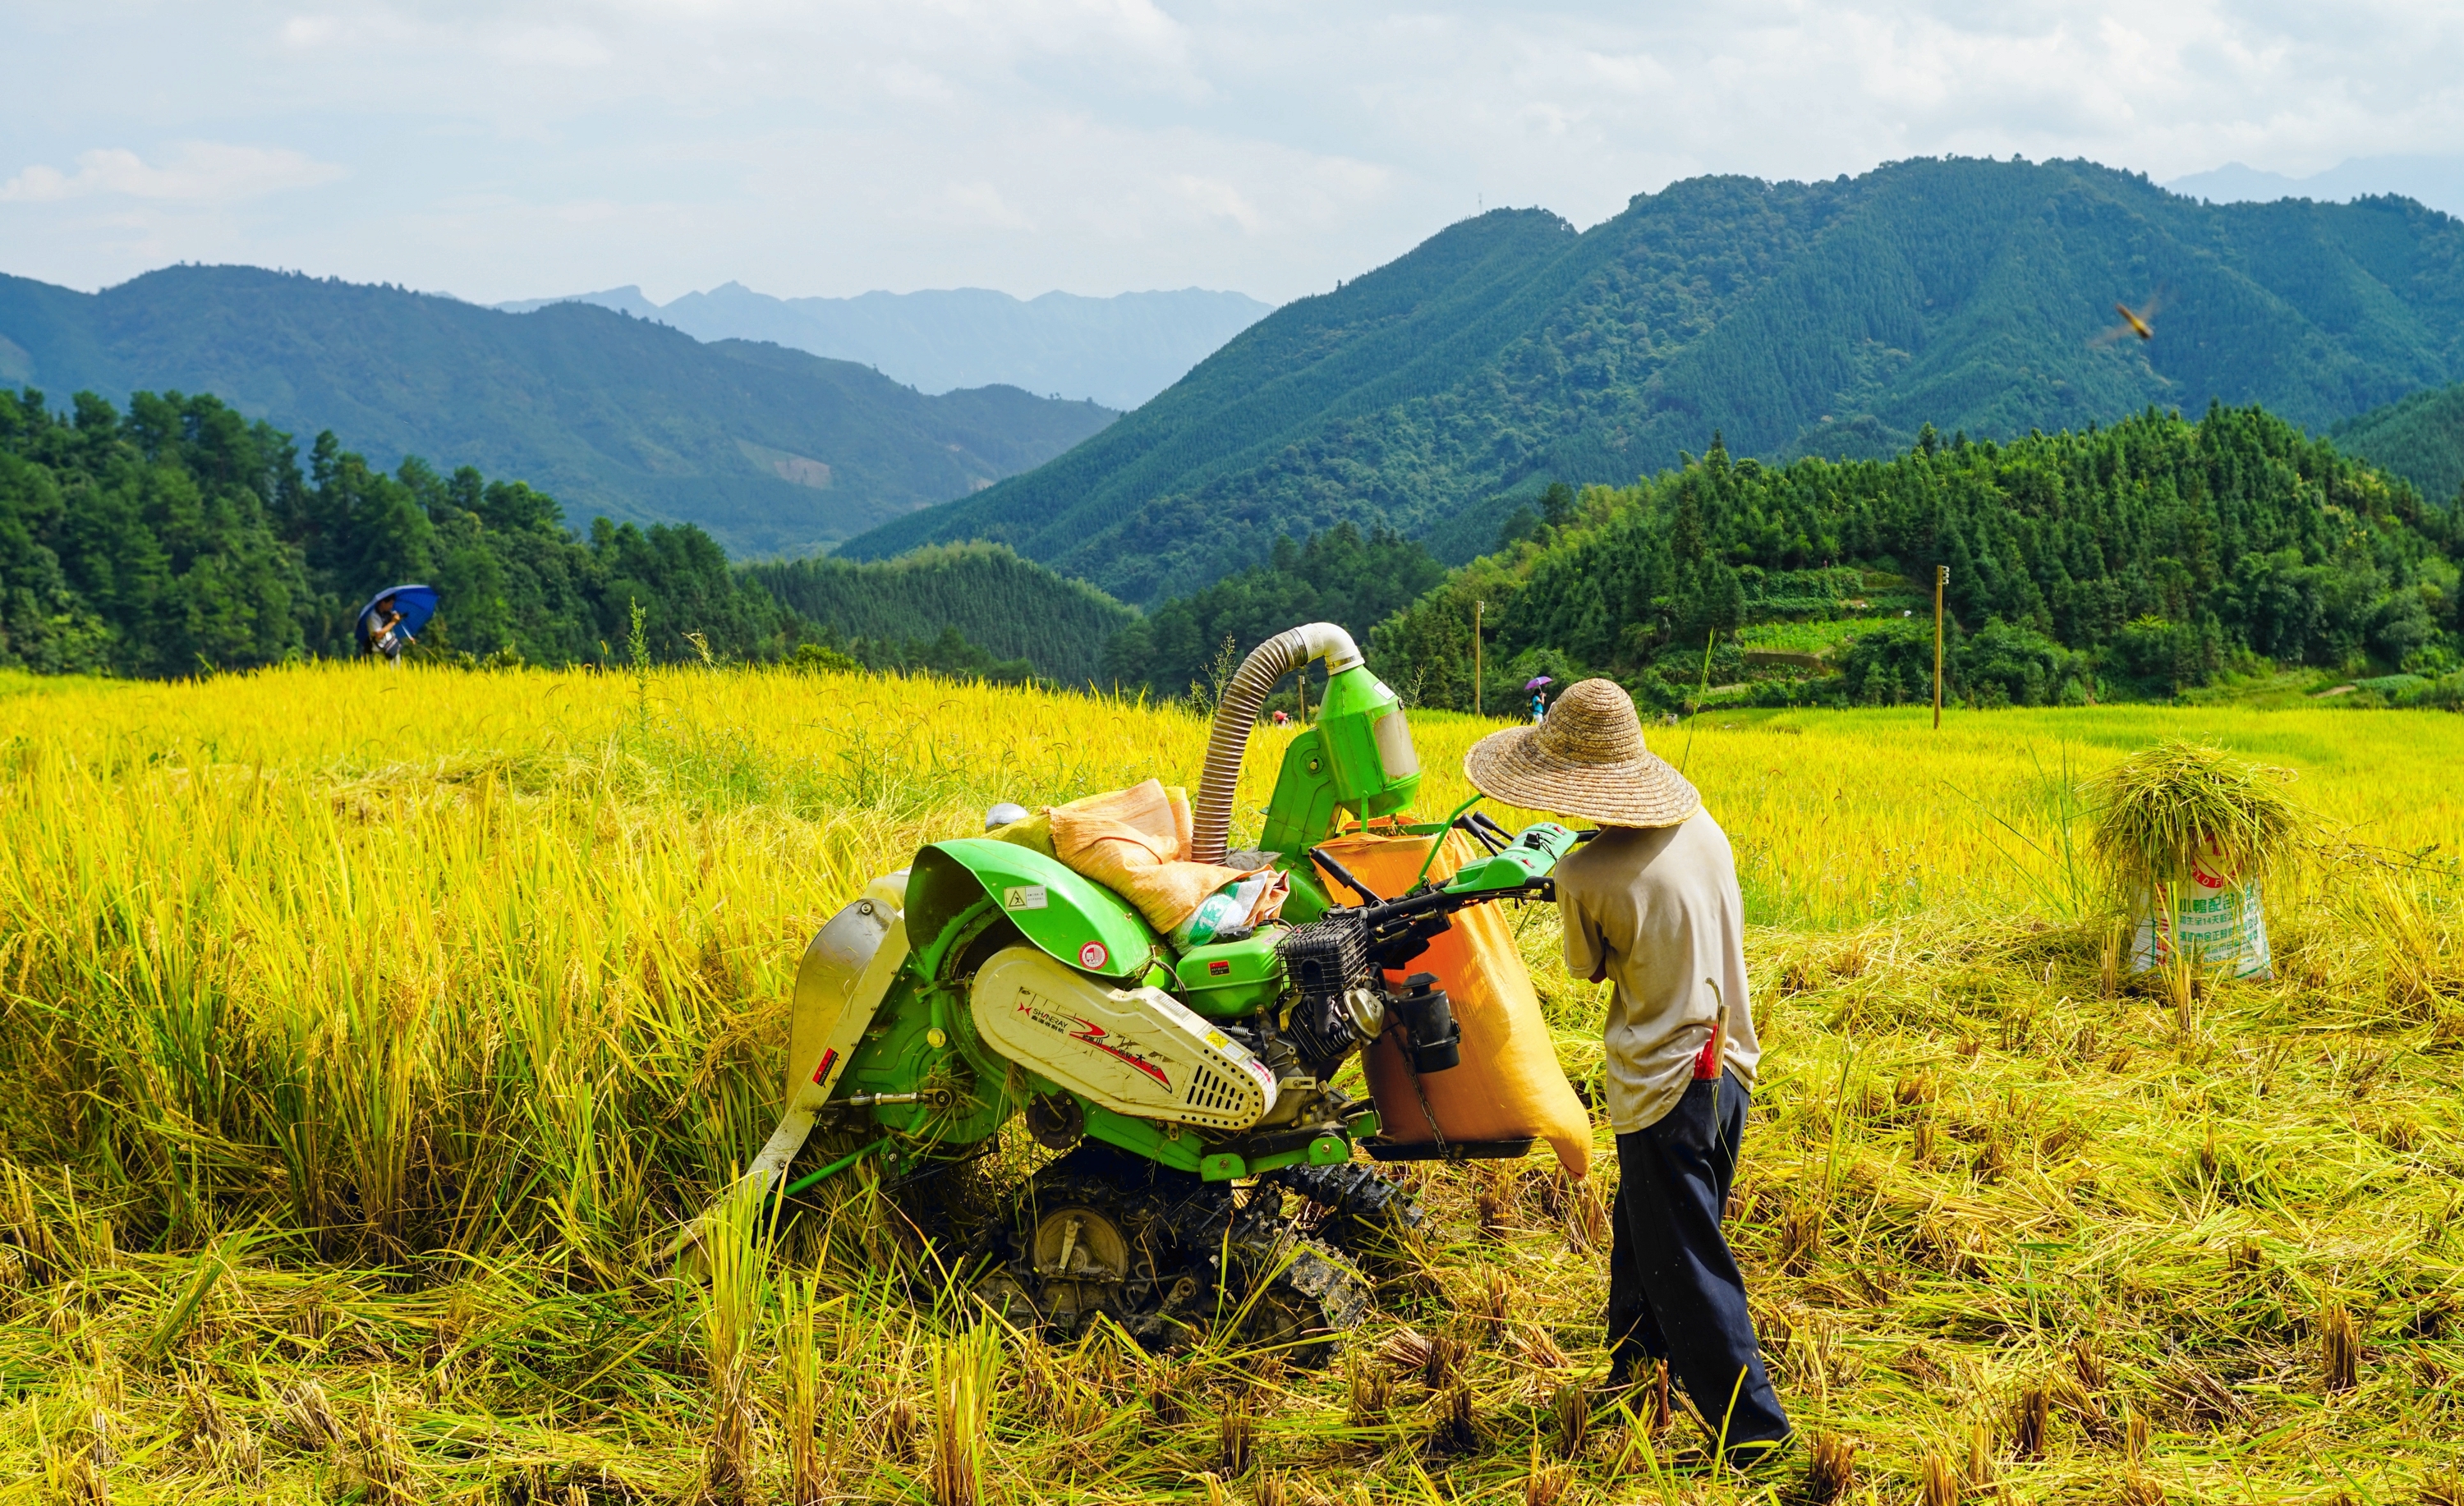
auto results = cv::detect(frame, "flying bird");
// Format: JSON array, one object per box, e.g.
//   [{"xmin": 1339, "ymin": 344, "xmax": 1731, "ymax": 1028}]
[{"xmin": 2092, "ymin": 292, "xmax": 2164, "ymax": 347}]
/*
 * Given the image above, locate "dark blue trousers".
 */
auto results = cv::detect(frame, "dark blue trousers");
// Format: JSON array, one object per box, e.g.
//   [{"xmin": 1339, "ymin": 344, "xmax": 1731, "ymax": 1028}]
[{"xmin": 1607, "ymin": 1071, "xmax": 1790, "ymax": 1454}]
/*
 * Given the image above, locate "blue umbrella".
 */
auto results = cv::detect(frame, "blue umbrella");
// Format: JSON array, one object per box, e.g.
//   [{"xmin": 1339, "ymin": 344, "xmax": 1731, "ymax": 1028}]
[{"xmin": 356, "ymin": 584, "xmax": 439, "ymax": 655}]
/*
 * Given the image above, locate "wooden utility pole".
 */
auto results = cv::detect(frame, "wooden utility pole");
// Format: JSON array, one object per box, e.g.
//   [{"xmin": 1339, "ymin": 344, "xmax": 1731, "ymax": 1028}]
[
  {"xmin": 1473, "ymin": 600, "xmax": 1485, "ymax": 718},
  {"xmin": 1933, "ymin": 565, "xmax": 1948, "ymax": 729}
]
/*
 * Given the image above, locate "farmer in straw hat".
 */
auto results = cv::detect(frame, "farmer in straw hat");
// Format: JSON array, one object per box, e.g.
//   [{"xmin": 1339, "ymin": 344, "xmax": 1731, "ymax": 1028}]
[{"xmin": 1464, "ymin": 678, "xmax": 1789, "ymax": 1467}]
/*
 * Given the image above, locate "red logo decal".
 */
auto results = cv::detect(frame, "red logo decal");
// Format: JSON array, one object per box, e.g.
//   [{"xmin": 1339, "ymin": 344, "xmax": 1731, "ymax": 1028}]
[
  {"xmin": 1068, "ymin": 1017, "xmax": 1170, "ymax": 1086},
  {"xmin": 1079, "ymin": 940, "xmax": 1108, "ymax": 968},
  {"xmin": 809, "ymin": 1046, "xmax": 838, "ymax": 1086}
]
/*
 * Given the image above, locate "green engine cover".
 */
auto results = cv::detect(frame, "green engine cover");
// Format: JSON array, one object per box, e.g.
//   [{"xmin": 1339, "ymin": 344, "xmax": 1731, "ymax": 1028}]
[
  {"xmin": 903, "ymin": 838, "xmax": 1160, "ymax": 981},
  {"xmin": 1172, "ymin": 930, "xmax": 1288, "ymax": 1018}
]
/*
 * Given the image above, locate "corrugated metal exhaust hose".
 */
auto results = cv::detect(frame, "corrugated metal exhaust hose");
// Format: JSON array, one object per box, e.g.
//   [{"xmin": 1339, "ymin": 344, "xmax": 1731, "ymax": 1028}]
[{"xmin": 1188, "ymin": 622, "xmax": 1363, "ymax": 865}]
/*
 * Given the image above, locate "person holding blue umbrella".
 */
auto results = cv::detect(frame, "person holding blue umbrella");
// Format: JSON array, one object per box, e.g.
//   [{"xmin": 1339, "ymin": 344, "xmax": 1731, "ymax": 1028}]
[
  {"xmin": 356, "ymin": 584, "xmax": 439, "ymax": 666},
  {"xmin": 1526, "ymin": 675, "xmax": 1553, "ymax": 723}
]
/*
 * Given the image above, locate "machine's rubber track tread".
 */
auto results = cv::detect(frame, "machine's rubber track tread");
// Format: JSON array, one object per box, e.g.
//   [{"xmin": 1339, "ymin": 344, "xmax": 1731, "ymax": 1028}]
[
  {"xmin": 1219, "ymin": 1198, "xmax": 1371, "ymax": 1366},
  {"xmin": 1266, "ymin": 1162, "xmax": 1429, "ymax": 1248},
  {"xmin": 977, "ymin": 1145, "xmax": 1373, "ymax": 1363},
  {"xmin": 991, "ymin": 1155, "xmax": 1188, "ymax": 1341}
]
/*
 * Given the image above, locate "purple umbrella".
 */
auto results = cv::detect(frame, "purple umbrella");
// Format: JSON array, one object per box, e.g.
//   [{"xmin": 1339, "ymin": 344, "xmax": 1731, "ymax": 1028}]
[{"xmin": 1524, "ymin": 676, "xmax": 1553, "ymax": 691}]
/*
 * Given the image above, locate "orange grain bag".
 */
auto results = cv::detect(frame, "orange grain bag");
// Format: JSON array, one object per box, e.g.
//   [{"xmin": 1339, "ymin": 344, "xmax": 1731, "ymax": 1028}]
[{"xmin": 1315, "ymin": 829, "xmax": 1593, "ymax": 1178}]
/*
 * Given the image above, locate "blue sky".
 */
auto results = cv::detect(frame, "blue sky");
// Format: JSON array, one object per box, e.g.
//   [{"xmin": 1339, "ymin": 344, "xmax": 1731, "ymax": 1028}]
[{"xmin": 4, "ymin": 1, "xmax": 2461, "ymax": 305}]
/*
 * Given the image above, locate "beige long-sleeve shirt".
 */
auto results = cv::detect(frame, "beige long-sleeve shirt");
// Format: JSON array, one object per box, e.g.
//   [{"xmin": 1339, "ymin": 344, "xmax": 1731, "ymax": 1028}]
[{"xmin": 1555, "ymin": 810, "xmax": 1762, "ymax": 1134}]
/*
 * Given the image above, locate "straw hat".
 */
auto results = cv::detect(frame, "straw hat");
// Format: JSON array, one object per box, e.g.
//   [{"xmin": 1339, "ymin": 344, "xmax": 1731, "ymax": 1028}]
[{"xmin": 1463, "ymin": 678, "xmax": 1700, "ymax": 827}]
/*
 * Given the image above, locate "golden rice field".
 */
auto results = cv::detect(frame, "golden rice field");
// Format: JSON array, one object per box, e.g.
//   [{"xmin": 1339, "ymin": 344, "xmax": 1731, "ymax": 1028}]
[{"xmin": 0, "ymin": 662, "xmax": 2460, "ymax": 1504}]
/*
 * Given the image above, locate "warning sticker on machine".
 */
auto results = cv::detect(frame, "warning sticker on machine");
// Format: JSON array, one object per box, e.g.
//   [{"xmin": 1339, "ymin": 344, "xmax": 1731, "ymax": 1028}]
[{"xmin": 1002, "ymin": 885, "xmax": 1049, "ymax": 912}]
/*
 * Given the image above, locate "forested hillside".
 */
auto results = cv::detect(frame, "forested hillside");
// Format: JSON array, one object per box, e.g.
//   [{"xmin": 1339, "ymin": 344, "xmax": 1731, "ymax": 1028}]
[
  {"xmin": 0, "ymin": 387, "xmax": 791, "ymax": 675},
  {"xmin": 1370, "ymin": 404, "xmax": 2462, "ymax": 709},
  {"xmin": 2335, "ymin": 382, "xmax": 2464, "ymax": 506},
  {"xmin": 745, "ymin": 543, "xmax": 1134, "ymax": 683},
  {"xmin": 0, "ymin": 267, "xmax": 1117, "ymax": 558},
  {"xmin": 1100, "ymin": 524, "xmax": 1445, "ymax": 698},
  {"xmin": 844, "ymin": 156, "xmax": 2464, "ymax": 605}
]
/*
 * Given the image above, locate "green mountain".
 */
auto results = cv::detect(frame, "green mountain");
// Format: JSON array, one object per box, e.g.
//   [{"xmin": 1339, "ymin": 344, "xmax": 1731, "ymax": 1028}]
[
  {"xmin": 2333, "ymin": 382, "xmax": 2464, "ymax": 504},
  {"xmin": 745, "ymin": 543, "xmax": 1135, "ymax": 683},
  {"xmin": 841, "ymin": 156, "xmax": 2464, "ymax": 605},
  {"xmin": 1368, "ymin": 404, "xmax": 2462, "ymax": 710},
  {"xmin": 0, "ymin": 266, "xmax": 1117, "ymax": 559}
]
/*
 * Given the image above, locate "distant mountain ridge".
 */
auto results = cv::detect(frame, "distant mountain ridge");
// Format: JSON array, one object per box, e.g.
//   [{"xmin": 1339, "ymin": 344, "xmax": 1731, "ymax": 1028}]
[
  {"xmin": 0, "ymin": 266, "xmax": 1117, "ymax": 558},
  {"xmin": 841, "ymin": 156, "xmax": 2464, "ymax": 607},
  {"xmin": 2169, "ymin": 155, "xmax": 2464, "ymax": 220},
  {"xmin": 494, "ymin": 283, "xmax": 1273, "ymax": 410}
]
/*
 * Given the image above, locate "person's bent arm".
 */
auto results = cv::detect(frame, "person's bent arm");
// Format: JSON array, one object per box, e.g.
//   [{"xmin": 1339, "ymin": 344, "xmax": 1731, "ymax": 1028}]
[{"xmin": 1562, "ymin": 885, "xmax": 1608, "ymax": 987}]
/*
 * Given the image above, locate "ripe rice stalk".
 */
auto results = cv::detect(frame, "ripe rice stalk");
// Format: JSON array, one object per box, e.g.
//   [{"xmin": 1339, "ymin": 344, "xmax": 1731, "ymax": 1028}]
[
  {"xmin": 2320, "ymin": 1301, "xmax": 2361, "ymax": 1394},
  {"xmin": 1522, "ymin": 1438, "xmax": 1573, "ymax": 1506},
  {"xmin": 1778, "ymin": 1201, "xmax": 1824, "ymax": 1272},
  {"xmin": 782, "ymin": 1273, "xmax": 831, "ymax": 1506},
  {"xmin": 698, "ymin": 1180, "xmax": 774, "ymax": 1500},
  {"xmin": 1918, "ymin": 1446, "xmax": 1961, "ymax": 1506},
  {"xmin": 1344, "ymin": 1352, "xmax": 1391, "ymax": 1429},
  {"xmin": 1474, "ymin": 1166, "xmax": 1516, "ymax": 1239},
  {"xmin": 49, "ymin": 1446, "xmax": 108, "ymax": 1506},
  {"xmin": 0, "ymin": 669, "xmax": 2461, "ymax": 1497},
  {"xmin": 1427, "ymin": 1376, "xmax": 1478, "ymax": 1457},
  {"xmin": 173, "ymin": 1369, "xmax": 233, "ymax": 1459},
  {"xmin": 1642, "ymin": 1357, "xmax": 1673, "ymax": 1436},
  {"xmin": 1807, "ymin": 1431, "xmax": 1859, "ymax": 1503},
  {"xmin": 1215, "ymin": 1392, "xmax": 1255, "ymax": 1476},
  {"xmin": 280, "ymin": 1380, "xmax": 343, "ymax": 1455},
  {"xmin": 929, "ymin": 1321, "xmax": 1001, "ymax": 1506},
  {"xmin": 347, "ymin": 1392, "xmax": 412, "ymax": 1506},
  {"xmin": 1471, "ymin": 1265, "xmax": 1512, "ymax": 1337},
  {"xmin": 1547, "ymin": 1375, "xmax": 1588, "ymax": 1457},
  {"xmin": 1563, "ymin": 1173, "xmax": 1611, "ymax": 1251}
]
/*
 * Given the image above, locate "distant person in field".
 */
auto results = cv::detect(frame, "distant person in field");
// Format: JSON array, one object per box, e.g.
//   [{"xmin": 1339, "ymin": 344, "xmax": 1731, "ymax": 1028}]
[
  {"xmin": 1463, "ymin": 677, "xmax": 1789, "ymax": 1471},
  {"xmin": 1529, "ymin": 689, "xmax": 1547, "ymax": 723},
  {"xmin": 360, "ymin": 594, "xmax": 409, "ymax": 666}
]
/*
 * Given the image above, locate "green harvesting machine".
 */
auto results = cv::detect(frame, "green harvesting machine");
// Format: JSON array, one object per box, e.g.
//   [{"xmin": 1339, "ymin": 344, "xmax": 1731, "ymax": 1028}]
[{"xmin": 733, "ymin": 623, "xmax": 1577, "ymax": 1351}]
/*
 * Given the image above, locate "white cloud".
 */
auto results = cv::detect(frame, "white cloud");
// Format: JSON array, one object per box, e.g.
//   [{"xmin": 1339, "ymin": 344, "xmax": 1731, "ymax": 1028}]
[
  {"xmin": 924, "ymin": 181, "xmax": 1036, "ymax": 231},
  {"xmin": 0, "ymin": 2, "xmax": 2460, "ymax": 301},
  {"xmin": 1, "ymin": 142, "xmax": 346, "ymax": 204},
  {"xmin": 1167, "ymin": 174, "xmax": 1260, "ymax": 233}
]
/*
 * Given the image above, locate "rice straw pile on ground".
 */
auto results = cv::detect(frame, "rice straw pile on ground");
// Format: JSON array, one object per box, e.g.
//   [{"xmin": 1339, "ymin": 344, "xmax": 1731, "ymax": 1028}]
[
  {"xmin": 2081, "ymin": 738, "xmax": 2311, "ymax": 900},
  {"xmin": 0, "ymin": 664, "xmax": 2459, "ymax": 1503}
]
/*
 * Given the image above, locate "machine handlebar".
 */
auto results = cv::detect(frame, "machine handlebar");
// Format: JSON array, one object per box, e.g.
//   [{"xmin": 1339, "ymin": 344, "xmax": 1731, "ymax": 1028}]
[{"xmin": 1317, "ymin": 820, "xmax": 1576, "ymax": 971}]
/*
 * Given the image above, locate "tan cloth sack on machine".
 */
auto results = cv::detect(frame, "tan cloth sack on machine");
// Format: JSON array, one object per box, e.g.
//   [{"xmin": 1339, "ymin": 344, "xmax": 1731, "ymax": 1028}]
[
  {"xmin": 1046, "ymin": 778, "xmax": 1284, "ymax": 937},
  {"xmin": 1317, "ymin": 829, "xmax": 1593, "ymax": 1178}
]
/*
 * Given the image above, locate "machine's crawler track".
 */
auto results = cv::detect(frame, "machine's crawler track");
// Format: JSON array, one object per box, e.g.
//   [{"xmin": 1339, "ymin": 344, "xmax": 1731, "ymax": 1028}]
[
  {"xmin": 973, "ymin": 1144, "xmax": 1369, "ymax": 1364},
  {"xmin": 1266, "ymin": 1161, "xmax": 1429, "ymax": 1250}
]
